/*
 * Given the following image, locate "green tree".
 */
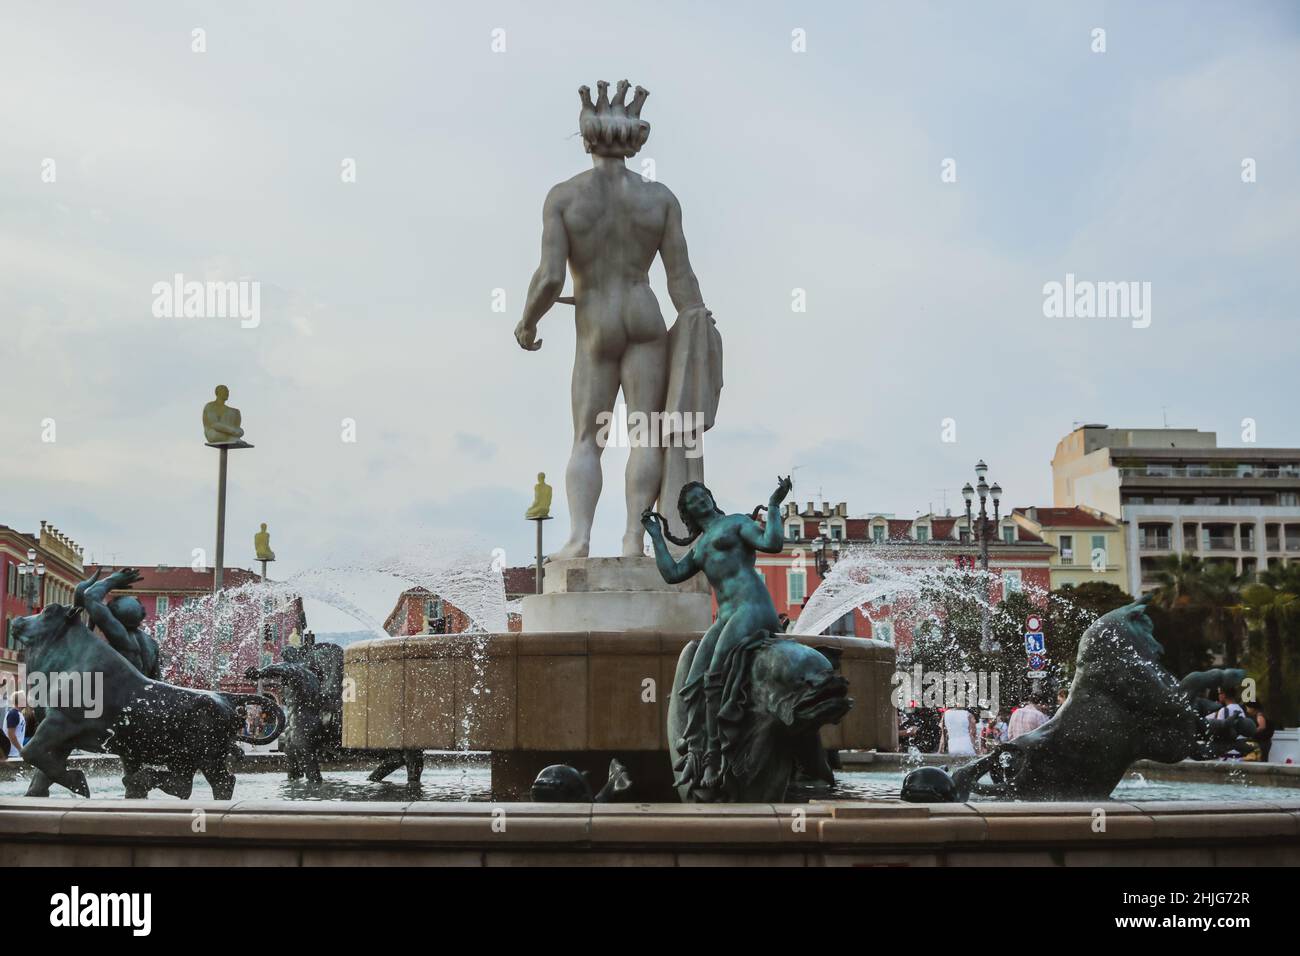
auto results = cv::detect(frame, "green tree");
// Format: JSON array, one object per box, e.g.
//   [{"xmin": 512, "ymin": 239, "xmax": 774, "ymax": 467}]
[
  {"xmin": 1146, "ymin": 553, "xmax": 1227, "ymax": 677},
  {"xmin": 1237, "ymin": 562, "xmax": 1300, "ymax": 724},
  {"xmin": 1045, "ymin": 581, "xmax": 1133, "ymax": 682}
]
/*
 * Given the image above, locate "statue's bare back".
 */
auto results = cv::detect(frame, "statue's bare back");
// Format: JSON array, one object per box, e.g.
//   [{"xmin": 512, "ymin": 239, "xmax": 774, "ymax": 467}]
[{"xmin": 562, "ymin": 168, "xmax": 675, "ymax": 356}]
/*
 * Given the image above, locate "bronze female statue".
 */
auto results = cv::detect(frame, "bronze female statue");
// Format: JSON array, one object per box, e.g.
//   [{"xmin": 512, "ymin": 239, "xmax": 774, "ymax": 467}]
[{"xmin": 641, "ymin": 476, "xmax": 792, "ymax": 795}]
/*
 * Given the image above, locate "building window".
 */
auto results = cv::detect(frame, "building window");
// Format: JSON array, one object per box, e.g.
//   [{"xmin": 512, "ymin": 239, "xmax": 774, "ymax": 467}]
[
  {"xmin": 788, "ymin": 570, "xmax": 807, "ymax": 605},
  {"xmin": 1090, "ymin": 535, "xmax": 1107, "ymax": 568},
  {"xmin": 915, "ymin": 526, "xmax": 929, "ymax": 542},
  {"xmin": 5, "ymin": 617, "xmax": 14, "ymax": 651},
  {"xmin": 1003, "ymin": 570, "xmax": 1022, "ymax": 594},
  {"xmin": 874, "ymin": 620, "xmax": 894, "ymax": 644},
  {"xmin": 1059, "ymin": 535, "xmax": 1074, "ymax": 564},
  {"xmin": 828, "ymin": 610, "xmax": 854, "ymax": 636},
  {"xmin": 831, "ymin": 525, "xmax": 842, "ymax": 540},
  {"xmin": 155, "ymin": 596, "xmax": 169, "ymax": 642},
  {"xmin": 873, "ymin": 525, "xmax": 885, "ymax": 543},
  {"xmin": 1002, "ymin": 526, "xmax": 1016, "ymax": 544}
]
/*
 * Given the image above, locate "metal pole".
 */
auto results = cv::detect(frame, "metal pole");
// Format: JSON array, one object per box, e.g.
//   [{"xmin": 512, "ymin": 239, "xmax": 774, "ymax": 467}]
[
  {"xmin": 534, "ymin": 519, "xmax": 544, "ymax": 594},
  {"xmin": 215, "ymin": 446, "xmax": 228, "ymax": 594},
  {"xmin": 979, "ymin": 499, "xmax": 991, "ymax": 652},
  {"xmin": 259, "ymin": 559, "xmax": 268, "ymax": 582}
]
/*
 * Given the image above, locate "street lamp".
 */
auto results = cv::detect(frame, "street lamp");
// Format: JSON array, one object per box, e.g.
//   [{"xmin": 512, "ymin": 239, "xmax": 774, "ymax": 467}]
[
  {"xmin": 963, "ymin": 462, "xmax": 1003, "ymax": 653},
  {"xmin": 811, "ymin": 519, "xmax": 842, "ymax": 578},
  {"xmin": 17, "ymin": 548, "xmax": 46, "ymax": 612}
]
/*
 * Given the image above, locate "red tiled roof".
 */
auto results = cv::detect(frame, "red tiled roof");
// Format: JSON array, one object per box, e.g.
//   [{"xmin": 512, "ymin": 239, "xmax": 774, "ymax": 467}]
[
  {"xmin": 84, "ymin": 564, "xmax": 262, "ymax": 592},
  {"xmin": 1013, "ymin": 507, "xmax": 1115, "ymax": 529}
]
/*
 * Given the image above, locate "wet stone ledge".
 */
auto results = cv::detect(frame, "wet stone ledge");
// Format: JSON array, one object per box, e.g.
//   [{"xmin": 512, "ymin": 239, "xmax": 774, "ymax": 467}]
[{"xmin": 2, "ymin": 797, "xmax": 1298, "ymax": 867}]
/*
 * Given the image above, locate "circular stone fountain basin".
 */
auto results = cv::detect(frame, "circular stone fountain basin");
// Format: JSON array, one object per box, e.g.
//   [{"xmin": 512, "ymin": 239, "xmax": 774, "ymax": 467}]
[{"xmin": 341, "ymin": 630, "xmax": 898, "ymax": 797}]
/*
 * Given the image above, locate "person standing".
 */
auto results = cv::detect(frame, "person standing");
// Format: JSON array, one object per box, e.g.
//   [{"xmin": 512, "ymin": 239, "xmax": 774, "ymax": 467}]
[
  {"xmin": 4, "ymin": 703, "xmax": 24, "ymax": 758},
  {"xmin": 1243, "ymin": 701, "xmax": 1274, "ymax": 761},
  {"xmin": 1008, "ymin": 695, "xmax": 1049, "ymax": 740},
  {"xmin": 939, "ymin": 707, "xmax": 976, "ymax": 756}
]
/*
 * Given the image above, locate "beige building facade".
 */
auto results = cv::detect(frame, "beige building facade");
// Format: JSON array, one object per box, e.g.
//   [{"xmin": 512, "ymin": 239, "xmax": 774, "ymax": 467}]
[
  {"xmin": 1051, "ymin": 425, "xmax": 1300, "ymax": 594},
  {"xmin": 1011, "ymin": 506, "xmax": 1128, "ymax": 592}
]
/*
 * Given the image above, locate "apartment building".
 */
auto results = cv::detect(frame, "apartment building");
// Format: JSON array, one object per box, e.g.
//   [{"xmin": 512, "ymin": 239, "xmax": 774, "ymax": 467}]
[{"xmin": 1052, "ymin": 425, "xmax": 1300, "ymax": 593}]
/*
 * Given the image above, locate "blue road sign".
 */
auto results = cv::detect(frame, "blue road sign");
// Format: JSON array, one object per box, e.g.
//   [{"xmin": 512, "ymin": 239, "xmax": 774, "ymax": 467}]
[{"xmin": 1024, "ymin": 632, "xmax": 1045, "ymax": 655}]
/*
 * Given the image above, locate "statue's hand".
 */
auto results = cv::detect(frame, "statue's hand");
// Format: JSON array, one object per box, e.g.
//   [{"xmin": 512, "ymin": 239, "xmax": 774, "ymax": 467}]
[
  {"xmin": 640, "ymin": 510, "xmax": 663, "ymax": 536},
  {"xmin": 773, "ymin": 475, "xmax": 792, "ymax": 503},
  {"xmin": 114, "ymin": 568, "xmax": 143, "ymax": 589},
  {"xmin": 679, "ymin": 304, "xmax": 714, "ymax": 326},
  {"xmin": 514, "ymin": 319, "xmax": 543, "ymax": 351}
]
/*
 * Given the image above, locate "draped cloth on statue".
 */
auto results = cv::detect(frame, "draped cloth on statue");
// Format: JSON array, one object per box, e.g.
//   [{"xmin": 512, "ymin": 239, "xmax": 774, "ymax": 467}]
[
  {"xmin": 658, "ymin": 308, "xmax": 723, "ymax": 542},
  {"xmin": 712, "ymin": 630, "xmax": 784, "ymax": 794}
]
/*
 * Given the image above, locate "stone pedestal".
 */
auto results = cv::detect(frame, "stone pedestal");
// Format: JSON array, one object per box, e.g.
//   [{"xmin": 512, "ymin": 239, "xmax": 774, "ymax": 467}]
[{"xmin": 521, "ymin": 556, "xmax": 712, "ymax": 633}]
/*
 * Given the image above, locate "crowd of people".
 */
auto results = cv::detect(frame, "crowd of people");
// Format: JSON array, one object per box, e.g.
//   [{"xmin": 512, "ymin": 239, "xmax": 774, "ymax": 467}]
[
  {"xmin": 895, "ymin": 688, "xmax": 1069, "ymax": 756},
  {"xmin": 898, "ymin": 685, "xmax": 1277, "ymax": 761},
  {"xmin": 897, "ymin": 688, "xmax": 1071, "ymax": 756}
]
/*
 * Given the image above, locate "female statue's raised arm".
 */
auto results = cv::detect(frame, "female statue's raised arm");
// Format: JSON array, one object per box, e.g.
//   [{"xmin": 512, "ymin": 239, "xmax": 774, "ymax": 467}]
[{"xmin": 740, "ymin": 476, "xmax": 792, "ymax": 554}]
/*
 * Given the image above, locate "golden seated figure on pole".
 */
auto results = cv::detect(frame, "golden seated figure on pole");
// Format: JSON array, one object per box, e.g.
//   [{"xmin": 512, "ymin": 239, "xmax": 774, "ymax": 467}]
[
  {"xmin": 254, "ymin": 523, "xmax": 276, "ymax": 562},
  {"xmin": 203, "ymin": 385, "xmax": 251, "ymax": 447},
  {"xmin": 526, "ymin": 472, "xmax": 553, "ymax": 520}
]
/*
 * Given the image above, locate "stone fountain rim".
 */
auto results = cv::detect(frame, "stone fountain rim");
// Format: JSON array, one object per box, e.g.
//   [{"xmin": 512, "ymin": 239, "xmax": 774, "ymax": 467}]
[{"xmin": 343, "ymin": 630, "xmax": 895, "ymax": 662}]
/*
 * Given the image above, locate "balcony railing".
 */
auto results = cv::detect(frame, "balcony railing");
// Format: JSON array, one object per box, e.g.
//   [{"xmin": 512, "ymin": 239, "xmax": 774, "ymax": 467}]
[
  {"xmin": 1203, "ymin": 537, "xmax": 1238, "ymax": 551},
  {"xmin": 1120, "ymin": 466, "xmax": 1300, "ymax": 479},
  {"xmin": 1140, "ymin": 537, "xmax": 1172, "ymax": 551}
]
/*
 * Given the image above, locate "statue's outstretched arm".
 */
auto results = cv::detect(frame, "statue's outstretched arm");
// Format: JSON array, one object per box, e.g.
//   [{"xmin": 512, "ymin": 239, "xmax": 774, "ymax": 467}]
[
  {"xmin": 83, "ymin": 567, "xmax": 142, "ymax": 606},
  {"xmin": 516, "ymin": 187, "xmax": 570, "ymax": 350},
  {"xmin": 641, "ymin": 511, "xmax": 698, "ymax": 583},
  {"xmin": 659, "ymin": 192, "xmax": 705, "ymax": 314},
  {"xmin": 79, "ymin": 574, "xmax": 134, "ymax": 660},
  {"xmin": 1179, "ymin": 667, "xmax": 1246, "ymax": 695}
]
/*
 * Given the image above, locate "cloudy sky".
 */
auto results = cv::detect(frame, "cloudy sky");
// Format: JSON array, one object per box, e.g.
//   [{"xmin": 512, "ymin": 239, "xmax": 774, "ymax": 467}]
[{"xmin": 3, "ymin": 1, "xmax": 1297, "ymax": 631}]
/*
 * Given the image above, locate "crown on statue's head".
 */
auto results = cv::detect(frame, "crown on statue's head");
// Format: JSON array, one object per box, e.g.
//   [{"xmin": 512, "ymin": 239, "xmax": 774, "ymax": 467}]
[{"xmin": 578, "ymin": 79, "xmax": 650, "ymax": 157}]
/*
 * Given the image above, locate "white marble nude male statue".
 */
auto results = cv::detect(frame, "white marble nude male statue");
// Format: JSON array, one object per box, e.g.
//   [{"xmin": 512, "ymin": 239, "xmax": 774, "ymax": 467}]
[{"xmin": 514, "ymin": 80, "xmax": 718, "ymax": 559}]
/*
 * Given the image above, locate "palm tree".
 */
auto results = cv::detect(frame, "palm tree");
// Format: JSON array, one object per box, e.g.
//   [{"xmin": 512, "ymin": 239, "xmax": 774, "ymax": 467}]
[
  {"xmin": 1148, "ymin": 553, "xmax": 1242, "ymax": 672},
  {"xmin": 1238, "ymin": 562, "xmax": 1300, "ymax": 718},
  {"xmin": 1149, "ymin": 553, "xmax": 1210, "ymax": 609},
  {"xmin": 1200, "ymin": 560, "xmax": 1245, "ymax": 665}
]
